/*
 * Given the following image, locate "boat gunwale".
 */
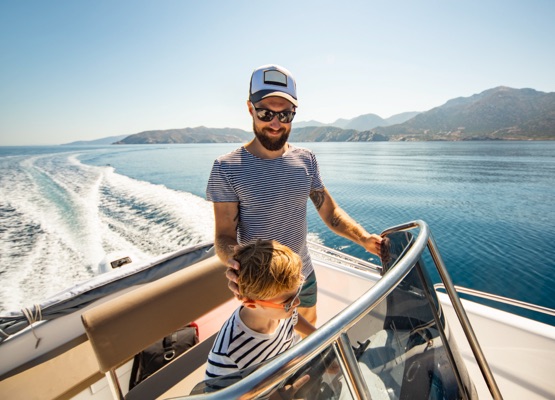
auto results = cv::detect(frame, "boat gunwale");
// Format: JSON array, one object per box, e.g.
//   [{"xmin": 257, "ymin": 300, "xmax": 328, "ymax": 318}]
[{"xmin": 435, "ymin": 283, "xmax": 555, "ymax": 318}]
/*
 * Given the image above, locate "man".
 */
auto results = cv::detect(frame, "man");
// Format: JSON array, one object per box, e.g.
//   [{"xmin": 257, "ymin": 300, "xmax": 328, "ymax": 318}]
[{"xmin": 206, "ymin": 64, "xmax": 383, "ymax": 326}]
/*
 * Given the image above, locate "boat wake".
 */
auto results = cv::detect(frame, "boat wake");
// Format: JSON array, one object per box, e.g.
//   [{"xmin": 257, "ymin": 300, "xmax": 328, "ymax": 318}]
[{"xmin": 0, "ymin": 151, "xmax": 214, "ymax": 312}]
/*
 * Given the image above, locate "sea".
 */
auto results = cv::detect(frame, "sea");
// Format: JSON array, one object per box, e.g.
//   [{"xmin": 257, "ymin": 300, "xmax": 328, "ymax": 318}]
[{"xmin": 1, "ymin": 141, "xmax": 554, "ymax": 325}]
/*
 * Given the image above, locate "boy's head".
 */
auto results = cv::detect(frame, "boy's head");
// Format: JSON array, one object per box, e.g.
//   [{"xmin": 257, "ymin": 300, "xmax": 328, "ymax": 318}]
[{"xmin": 233, "ymin": 239, "xmax": 302, "ymax": 301}]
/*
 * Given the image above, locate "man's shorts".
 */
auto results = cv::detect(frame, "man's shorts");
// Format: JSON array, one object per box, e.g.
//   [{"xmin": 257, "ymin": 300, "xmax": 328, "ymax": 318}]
[{"xmin": 299, "ymin": 271, "xmax": 317, "ymax": 308}]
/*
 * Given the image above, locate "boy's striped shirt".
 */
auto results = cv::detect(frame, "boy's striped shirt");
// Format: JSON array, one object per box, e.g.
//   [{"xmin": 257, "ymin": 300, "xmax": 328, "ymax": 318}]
[{"xmin": 205, "ymin": 307, "xmax": 300, "ymax": 380}]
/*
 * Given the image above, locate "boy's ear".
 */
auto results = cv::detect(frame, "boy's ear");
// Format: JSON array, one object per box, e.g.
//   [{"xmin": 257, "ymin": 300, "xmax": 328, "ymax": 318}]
[{"xmin": 243, "ymin": 300, "xmax": 257, "ymax": 309}]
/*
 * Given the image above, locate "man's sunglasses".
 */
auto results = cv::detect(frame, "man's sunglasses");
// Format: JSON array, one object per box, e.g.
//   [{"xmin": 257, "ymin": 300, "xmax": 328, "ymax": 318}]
[
  {"xmin": 244, "ymin": 282, "xmax": 303, "ymax": 312},
  {"xmin": 252, "ymin": 104, "xmax": 296, "ymax": 124}
]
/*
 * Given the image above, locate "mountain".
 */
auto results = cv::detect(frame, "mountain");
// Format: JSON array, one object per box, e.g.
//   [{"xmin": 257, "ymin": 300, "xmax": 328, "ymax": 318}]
[
  {"xmin": 114, "ymin": 126, "xmax": 251, "ymax": 144},
  {"xmin": 295, "ymin": 112, "xmax": 420, "ymax": 130},
  {"xmin": 63, "ymin": 135, "xmax": 129, "ymax": 145},
  {"xmin": 373, "ymin": 87, "xmax": 555, "ymax": 140},
  {"xmin": 294, "ymin": 119, "xmax": 328, "ymax": 128},
  {"xmin": 65, "ymin": 87, "xmax": 554, "ymax": 145},
  {"xmin": 290, "ymin": 126, "xmax": 388, "ymax": 142},
  {"xmin": 384, "ymin": 112, "xmax": 421, "ymax": 126},
  {"xmin": 340, "ymin": 114, "xmax": 386, "ymax": 130},
  {"xmin": 291, "ymin": 126, "xmax": 358, "ymax": 142}
]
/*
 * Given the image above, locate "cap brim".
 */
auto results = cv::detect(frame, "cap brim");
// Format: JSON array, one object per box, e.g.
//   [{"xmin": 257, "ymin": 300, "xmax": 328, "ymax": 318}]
[{"xmin": 250, "ymin": 90, "xmax": 298, "ymax": 107}]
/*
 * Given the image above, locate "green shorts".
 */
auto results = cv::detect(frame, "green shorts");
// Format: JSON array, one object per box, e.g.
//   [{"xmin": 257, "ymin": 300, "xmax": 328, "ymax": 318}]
[{"xmin": 299, "ymin": 271, "xmax": 317, "ymax": 308}]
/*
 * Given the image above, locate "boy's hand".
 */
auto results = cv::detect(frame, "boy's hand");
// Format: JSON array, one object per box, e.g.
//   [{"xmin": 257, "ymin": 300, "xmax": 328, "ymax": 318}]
[{"xmin": 272, "ymin": 374, "xmax": 310, "ymax": 399}]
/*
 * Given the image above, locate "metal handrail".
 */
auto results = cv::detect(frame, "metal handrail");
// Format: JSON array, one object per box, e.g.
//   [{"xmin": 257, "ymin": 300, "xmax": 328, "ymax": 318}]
[
  {"xmin": 183, "ymin": 220, "xmax": 502, "ymax": 399},
  {"xmin": 427, "ymin": 231, "xmax": 503, "ymax": 400},
  {"xmin": 307, "ymin": 240, "xmax": 383, "ymax": 273},
  {"xmin": 435, "ymin": 284, "xmax": 555, "ymax": 318},
  {"xmin": 184, "ymin": 221, "xmax": 430, "ymax": 399}
]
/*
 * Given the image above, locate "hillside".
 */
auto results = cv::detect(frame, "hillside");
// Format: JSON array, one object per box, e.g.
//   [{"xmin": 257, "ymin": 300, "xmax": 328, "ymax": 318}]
[
  {"xmin": 373, "ymin": 87, "xmax": 555, "ymax": 140},
  {"xmin": 114, "ymin": 127, "xmax": 252, "ymax": 144},
  {"xmin": 63, "ymin": 135, "xmax": 129, "ymax": 145},
  {"xmin": 113, "ymin": 125, "xmax": 388, "ymax": 144},
  {"xmin": 74, "ymin": 86, "xmax": 554, "ymax": 144},
  {"xmin": 290, "ymin": 126, "xmax": 388, "ymax": 142},
  {"xmin": 295, "ymin": 111, "xmax": 420, "ymax": 131}
]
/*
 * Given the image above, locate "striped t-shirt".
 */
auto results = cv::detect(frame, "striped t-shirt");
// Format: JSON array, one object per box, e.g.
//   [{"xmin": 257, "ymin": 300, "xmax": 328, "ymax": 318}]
[
  {"xmin": 205, "ymin": 307, "xmax": 300, "ymax": 380},
  {"xmin": 206, "ymin": 145, "xmax": 325, "ymax": 277}
]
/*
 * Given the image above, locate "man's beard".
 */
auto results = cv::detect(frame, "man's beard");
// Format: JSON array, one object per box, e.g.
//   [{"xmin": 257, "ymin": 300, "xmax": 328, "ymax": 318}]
[{"xmin": 253, "ymin": 123, "xmax": 291, "ymax": 151}]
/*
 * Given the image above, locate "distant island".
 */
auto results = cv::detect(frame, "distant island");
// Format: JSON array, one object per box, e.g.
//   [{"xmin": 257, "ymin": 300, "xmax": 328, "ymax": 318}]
[
  {"xmin": 64, "ymin": 87, "xmax": 555, "ymax": 145},
  {"xmin": 113, "ymin": 127, "xmax": 251, "ymax": 144},
  {"xmin": 373, "ymin": 86, "xmax": 555, "ymax": 141},
  {"xmin": 63, "ymin": 135, "xmax": 129, "ymax": 145}
]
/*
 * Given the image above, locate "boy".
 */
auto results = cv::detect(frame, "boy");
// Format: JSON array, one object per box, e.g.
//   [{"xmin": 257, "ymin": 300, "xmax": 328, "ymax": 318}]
[{"xmin": 205, "ymin": 239, "xmax": 316, "ymax": 380}]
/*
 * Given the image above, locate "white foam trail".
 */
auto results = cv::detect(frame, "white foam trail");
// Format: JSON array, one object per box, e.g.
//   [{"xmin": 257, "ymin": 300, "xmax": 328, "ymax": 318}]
[
  {"xmin": 97, "ymin": 163, "xmax": 214, "ymax": 257},
  {"xmin": 307, "ymin": 232, "xmax": 323, "ymax": 245},
  {"xmin": 1, "ymin": 154, "xmax": 95, "ymax": 311},
  {"xmin": 0, "ymin": 152, "xmax": 214, "ymax": 312}
]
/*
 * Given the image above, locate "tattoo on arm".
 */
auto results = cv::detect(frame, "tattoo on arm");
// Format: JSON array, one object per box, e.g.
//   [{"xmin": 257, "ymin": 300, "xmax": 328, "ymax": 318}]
[
  {"xmin": 330, "ymin": 209, "xmax": 361, "ymax": 239},
  {"xmin": 310, "ymin": 190, "xmax": 325, "ymax": 210}
]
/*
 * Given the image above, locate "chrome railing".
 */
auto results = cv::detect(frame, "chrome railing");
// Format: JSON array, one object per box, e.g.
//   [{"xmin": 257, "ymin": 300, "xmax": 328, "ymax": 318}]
[
  {"xmin": 416, "ymin": 224, "xmax": 503, "ymax": 400},
  {"xmin": 307, "ymin": 240, "xmax": 383, "ymax": 274},
  {"xmin": 182, "ymin": 220, "xmax": 502, "ymax": 399},
  {"xmin": 435, "ymin": 284, "xmax": 555, "ymax": 318}
]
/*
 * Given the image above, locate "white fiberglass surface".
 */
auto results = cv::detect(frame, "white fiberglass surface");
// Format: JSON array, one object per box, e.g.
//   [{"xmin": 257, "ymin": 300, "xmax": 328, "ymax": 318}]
[{"xmin": 438, "ymin": 293, "xmax": 555, "ymax": 399}]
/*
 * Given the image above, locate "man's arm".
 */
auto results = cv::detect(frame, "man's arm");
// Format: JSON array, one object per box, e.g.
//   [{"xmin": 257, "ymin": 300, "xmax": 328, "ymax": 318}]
[
  {"xmin": 295, "ymin": 313, "xmax": 317, "ymax": 337},
  {"xmin": 213, "ymin": 201, "xmax": 240, "ymax": 267},
  {"xmin": 213, "ymin": 202, "xmax": 243, "ymax": 297},
  {"xmin": 310, "ymin": 188, "xmax": 382, "ymax": 255}
]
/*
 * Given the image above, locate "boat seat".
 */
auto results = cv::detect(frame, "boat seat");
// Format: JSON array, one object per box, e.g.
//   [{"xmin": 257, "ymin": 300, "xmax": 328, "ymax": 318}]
[
  {"xmin": 0, "ymin": 339, "xmax": 102, "ymax": 400},
  {"xmin": 81, "ymin": 255, "xmax": 232, "ymax": 398},
  {"xmin": 126, "ymin": 332, "xmax": 217, "ymax": 400}
]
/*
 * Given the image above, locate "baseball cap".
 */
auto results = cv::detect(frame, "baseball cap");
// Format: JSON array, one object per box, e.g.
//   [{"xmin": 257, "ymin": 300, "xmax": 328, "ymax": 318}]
[{"xmin": 249, "ymin": 64, "xmax": 298, "ymax": 107}]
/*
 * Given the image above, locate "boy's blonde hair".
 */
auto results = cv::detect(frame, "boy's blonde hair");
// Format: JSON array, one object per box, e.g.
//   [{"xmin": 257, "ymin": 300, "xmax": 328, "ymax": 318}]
[{"xmin": 233, "ymin": 239, "xmax": 302, "ymax": 301}]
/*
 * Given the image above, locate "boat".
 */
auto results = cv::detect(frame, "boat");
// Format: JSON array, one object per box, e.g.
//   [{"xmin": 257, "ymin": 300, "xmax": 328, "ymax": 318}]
[{"xmin": 1, "ymin": 220, "xmax": 554, "ymax": 399}]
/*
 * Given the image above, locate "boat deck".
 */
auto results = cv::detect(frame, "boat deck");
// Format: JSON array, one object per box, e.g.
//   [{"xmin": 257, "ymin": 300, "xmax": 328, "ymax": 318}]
[
  {"xmin": 79, "ymin": 257, "xmax": 555, "ymax": 400},
  {"xmin": 3, "ymin": 233, "xmax": 555, "ymax": 400}
]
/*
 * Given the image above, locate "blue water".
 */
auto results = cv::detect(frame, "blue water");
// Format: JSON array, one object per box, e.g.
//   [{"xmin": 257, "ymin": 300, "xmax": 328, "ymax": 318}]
[{"xmin": 1, "ymin": 142, "xmax": 554, "ymax": 325}]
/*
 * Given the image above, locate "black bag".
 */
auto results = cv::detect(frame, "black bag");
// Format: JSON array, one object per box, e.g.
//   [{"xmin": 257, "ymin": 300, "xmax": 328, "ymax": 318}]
[{"xmin": 129, "ymin": 323, "xmax": 199, "ymax": 389}]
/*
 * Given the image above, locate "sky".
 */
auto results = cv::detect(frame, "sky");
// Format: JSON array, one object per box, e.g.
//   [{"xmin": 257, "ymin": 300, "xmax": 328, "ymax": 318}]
[{"xmin": 1, "ymin": 1, "xmax": 554, "ymax": 146}]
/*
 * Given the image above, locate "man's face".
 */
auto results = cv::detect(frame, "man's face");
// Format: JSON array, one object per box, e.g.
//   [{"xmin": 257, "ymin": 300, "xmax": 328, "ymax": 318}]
[{"xmin": 250, "ymin": 97, "xmax": 295, "ymax": 151}]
